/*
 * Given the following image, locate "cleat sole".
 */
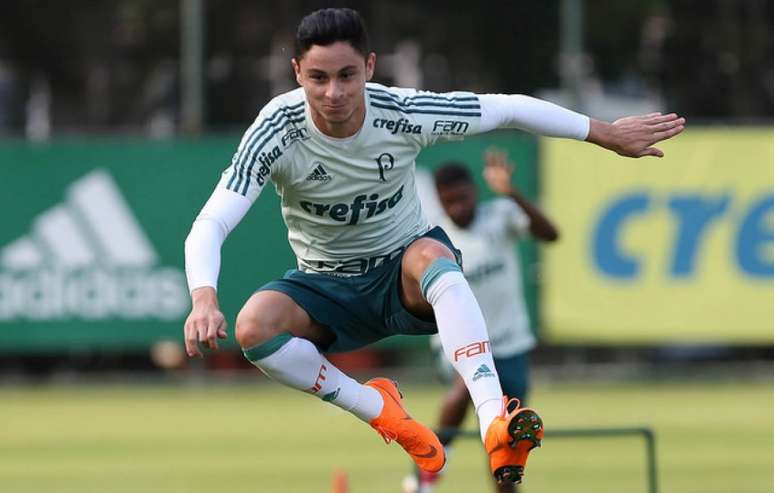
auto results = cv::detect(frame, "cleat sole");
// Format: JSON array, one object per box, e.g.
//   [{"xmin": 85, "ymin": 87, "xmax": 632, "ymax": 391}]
[
  {"xmin": 493, "ymin": 465, "xmax": 524, "ymax": 484},
  {"xmin": 507, "ymin": 408, "xmax": 543, "ymax": 450},
  {"xmin": 487, "ymin": 400, "xmax": 544, "ymax": 485}
]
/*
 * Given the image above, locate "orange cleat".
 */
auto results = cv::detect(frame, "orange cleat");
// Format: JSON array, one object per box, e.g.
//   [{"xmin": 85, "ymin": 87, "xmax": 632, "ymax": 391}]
[
  {"xmin": 484, "ymin": 396, "xmax": 544, "ymax": 484},
  {"xmin": 366, "ymin": 378, "xmax": 446, "ymax": 473}
]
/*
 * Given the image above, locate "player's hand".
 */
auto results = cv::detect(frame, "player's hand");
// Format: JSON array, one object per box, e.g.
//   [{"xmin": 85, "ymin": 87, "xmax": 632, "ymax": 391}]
[
  {"xmin": 589, "ymin": 112, "xmax": 686, "ymax": 158},
  {"xmin": 184, "ymin": 287, "xmax": 228, "ymax": 358},
  {"xmin": 483, "ymin": 149, "xmax": 516, "ymax": 196}
]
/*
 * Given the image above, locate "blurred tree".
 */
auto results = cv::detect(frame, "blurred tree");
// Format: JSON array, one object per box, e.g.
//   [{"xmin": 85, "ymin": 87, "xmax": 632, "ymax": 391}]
[
  {"xmin": 663, "ymin": 0, "xmax": 774, "ymax": 119},
  {"xmin": 0, "ymin": 0, "xmax": 772, "ymax": 135}
]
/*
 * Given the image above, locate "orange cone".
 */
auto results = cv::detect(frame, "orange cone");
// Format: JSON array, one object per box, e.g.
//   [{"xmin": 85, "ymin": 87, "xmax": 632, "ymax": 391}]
[{"xmin": 331, "ymin": 469, "xmax": 349, "ymax": 493}]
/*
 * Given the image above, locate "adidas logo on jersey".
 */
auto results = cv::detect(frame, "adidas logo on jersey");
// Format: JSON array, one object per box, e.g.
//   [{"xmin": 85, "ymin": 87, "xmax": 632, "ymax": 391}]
[
  {"xmin": 0, "ymin": 169, "xmax": 189, "ymax": 321},
  {"xmin": 305, "ymin": 162, "xmax": 332, "ymax": 183}
]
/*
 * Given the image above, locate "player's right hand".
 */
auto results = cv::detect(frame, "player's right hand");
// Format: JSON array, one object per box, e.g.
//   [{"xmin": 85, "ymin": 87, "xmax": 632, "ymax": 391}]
[
  {"xmin": 184, "ymin": 287, "xmax": 228, "ymax": 358},
  {"xmin": 483, "ymin": 148, "xmax": 516, "ymax": 196}
]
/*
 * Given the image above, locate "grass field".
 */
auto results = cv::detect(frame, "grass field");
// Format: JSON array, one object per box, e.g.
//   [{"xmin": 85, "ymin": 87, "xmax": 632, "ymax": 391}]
[{"xmin": 1, "ymin": 378, "xmax": 772, "ymax": 493}]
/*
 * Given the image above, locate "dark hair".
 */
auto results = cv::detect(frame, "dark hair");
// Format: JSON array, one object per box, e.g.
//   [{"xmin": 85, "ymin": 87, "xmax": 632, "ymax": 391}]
[
  {"xmin": 434, "ymin": 162, "xmax": 473, "ymax": 189},
  {"xmin": 295, "ymin": 8, "xmax": 370, "ymax": 59}
]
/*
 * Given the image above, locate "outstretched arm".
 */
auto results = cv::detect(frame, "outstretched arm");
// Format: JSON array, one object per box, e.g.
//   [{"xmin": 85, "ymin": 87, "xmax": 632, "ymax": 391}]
[
  {"xmin": 483, "ymin": 149, "xmax": 558, "ymax": 242},
  {"xmin": 478, "ymin": 94, "xmax": 685, "ymax": 157}
]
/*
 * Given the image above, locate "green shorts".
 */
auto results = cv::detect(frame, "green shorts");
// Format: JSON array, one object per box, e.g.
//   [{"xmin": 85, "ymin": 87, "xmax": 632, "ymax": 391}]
[{"xmin": 258, "ymin": 226, "xmax": 462, "ymax": 353}]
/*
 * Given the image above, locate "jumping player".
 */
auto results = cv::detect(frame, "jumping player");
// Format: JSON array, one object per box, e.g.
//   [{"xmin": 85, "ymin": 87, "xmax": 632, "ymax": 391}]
[{"xmin": 183, "ymin": 8, "xmax": 685, "ymax": 485}]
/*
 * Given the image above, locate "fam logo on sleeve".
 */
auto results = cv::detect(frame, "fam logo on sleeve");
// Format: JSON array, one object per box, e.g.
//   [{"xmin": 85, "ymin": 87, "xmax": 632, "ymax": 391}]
[
  {"xmin": 281, "ymin": 127, "xmax": 310, "ymax": 148},
  {"xmin": 432, "ymin": 120, "xmax": 469, "ymax": 136}
]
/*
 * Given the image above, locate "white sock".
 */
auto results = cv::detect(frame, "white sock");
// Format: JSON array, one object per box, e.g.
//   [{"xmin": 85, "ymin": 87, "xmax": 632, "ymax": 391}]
[
  {"xmin": 244, "ymin": 335, "xmax": 383, "ymax": 422},
  {"xmin": 423, "ymin": 261, "xmax": 504, "ymax": 441}
]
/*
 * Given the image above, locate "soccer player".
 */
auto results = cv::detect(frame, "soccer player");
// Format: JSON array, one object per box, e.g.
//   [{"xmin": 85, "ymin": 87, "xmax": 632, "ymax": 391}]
[
  {"xmin": 183, "ymin": 7, "xmax": 685, "ymax": 485},
  {"xmin": 414, "ymin": 150, "xmax": 558, "ymax": 493}
]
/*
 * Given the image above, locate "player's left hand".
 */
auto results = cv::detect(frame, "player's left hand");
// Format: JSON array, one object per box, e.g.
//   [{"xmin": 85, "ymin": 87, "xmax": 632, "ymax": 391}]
[
  {"xmin": 589, "ymin": 112, "xmax": 686, "ymax": 158},
  {"xmin": 483, "ymin": 149, "xmax": 516, "ymax": 196}
]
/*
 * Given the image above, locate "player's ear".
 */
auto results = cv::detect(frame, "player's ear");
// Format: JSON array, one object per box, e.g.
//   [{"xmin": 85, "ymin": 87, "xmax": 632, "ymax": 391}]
[
  {"xmin": 291, "ymin": 58, "xmax": 302, "ymax": 85},
  {"xmin": 365, "ymin": 52, "xmax": 376, "ymax": 81}
]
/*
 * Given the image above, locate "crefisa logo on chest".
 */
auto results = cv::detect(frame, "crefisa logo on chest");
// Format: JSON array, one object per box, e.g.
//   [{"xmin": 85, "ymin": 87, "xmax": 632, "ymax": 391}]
[{"xmin": 300, "ymin": 185, "xmax": 405, "ymax": 225}]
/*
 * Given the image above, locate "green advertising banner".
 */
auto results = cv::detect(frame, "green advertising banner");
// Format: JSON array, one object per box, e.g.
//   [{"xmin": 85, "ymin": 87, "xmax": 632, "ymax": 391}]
[
  {"xmin": 0, "ymin": 137, "xmax": 289, "ymax": 352},
  {"xmin": 0, "ymin": 132, "xmax": 537, "ymax": 353}
]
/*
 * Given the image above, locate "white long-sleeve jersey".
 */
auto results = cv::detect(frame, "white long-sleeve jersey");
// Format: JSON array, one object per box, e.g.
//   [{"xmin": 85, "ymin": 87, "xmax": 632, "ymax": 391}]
[{"xmin": 185, "ymin": 83, "xmax": 589, "ymax": 291}]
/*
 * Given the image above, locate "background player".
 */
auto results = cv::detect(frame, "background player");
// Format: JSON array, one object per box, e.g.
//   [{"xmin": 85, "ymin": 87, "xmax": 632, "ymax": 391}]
[
  {"xmin": 413, "ymin": 150, "xmax": 558, "ymax": 493},
  {"xmin": 183, "ymin": 7, "xmax": 685, "ymax": 486}
]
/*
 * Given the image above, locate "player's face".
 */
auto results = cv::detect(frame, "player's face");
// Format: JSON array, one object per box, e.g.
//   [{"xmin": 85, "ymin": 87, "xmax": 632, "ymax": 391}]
[
  {"xmin": 437, "ymin": 182, "xmax": 477, "ymax": 228},
  {"xmin": 292, "ymin": 41, "xmax": 375, "ymax": 136}
]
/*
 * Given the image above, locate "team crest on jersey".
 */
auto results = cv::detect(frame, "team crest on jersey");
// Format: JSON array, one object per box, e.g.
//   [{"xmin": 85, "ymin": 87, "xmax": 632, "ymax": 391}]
[
  {"xmin": 375, "ymin": 152, "xmax": 395, "ymax": 182},
  {"xmin": 305, "ymin": 161, "xmax": 332, "ymax": 183},
  {"xmin": 281, "ymin": 127, "xmax": 309, "ymax": 148}
]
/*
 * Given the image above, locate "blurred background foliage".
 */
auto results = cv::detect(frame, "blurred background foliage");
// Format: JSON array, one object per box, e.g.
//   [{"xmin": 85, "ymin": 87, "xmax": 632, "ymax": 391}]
[{"xmin": 0, "ymin": 0, "xmax": 772, "ymax": 137}]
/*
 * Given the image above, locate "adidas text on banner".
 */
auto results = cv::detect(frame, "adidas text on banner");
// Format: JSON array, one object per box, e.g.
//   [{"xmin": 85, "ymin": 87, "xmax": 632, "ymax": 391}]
[{"xmin": 0, "ymin": 169, "xmax": 189, "ymax": 321}]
